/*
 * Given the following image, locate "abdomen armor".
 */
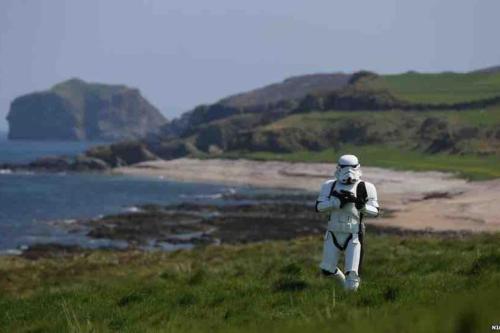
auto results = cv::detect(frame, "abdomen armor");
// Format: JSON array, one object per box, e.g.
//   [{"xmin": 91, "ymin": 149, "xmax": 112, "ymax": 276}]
[{"xmin": 328, "ymin": 181, "xmax": 361, "ymax": 233}]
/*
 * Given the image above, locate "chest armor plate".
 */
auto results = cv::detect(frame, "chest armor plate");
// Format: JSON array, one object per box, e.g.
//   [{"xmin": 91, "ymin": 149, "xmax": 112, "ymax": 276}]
[{"xmin": 328, "ymin": 181, "xmax": 361, "ymax": 232}]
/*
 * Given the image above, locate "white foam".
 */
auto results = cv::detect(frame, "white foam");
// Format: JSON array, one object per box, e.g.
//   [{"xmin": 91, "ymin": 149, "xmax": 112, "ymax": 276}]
[
  {"xmin": 180, "ymin": 193, "xmax": 223, "ymax": 199},
  {"xmin": 0, "ymin": 249, "xmax": 23, "ymax": 256},
  {"xmin": 124, "ymin": 206, "xmax": 141, "ymax": 213}
]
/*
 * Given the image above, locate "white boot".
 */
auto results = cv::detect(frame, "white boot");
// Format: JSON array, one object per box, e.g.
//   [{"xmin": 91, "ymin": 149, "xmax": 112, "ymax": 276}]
[
  {"xmin": 344, "ymin": 271, "xmax": 360, "ymax": 291},
  {"xmin": 321, "ymin": 268, "xmax": 346, "ymax": 286},
  {"xmin": 333, "ymin": 269, "xmax": 346, "ymax": 285}
]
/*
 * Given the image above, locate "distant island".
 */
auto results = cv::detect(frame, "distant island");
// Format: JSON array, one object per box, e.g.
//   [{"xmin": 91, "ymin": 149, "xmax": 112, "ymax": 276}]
[{"xmin": 6, "ymin": 78, "xmax": 167, "ymax": 141}]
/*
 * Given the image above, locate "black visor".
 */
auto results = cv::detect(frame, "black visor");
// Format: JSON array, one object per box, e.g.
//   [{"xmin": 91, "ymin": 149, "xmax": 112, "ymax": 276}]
[{"xmin": 339, "ymin": 164, "xmax": 359, "ymax": 169}]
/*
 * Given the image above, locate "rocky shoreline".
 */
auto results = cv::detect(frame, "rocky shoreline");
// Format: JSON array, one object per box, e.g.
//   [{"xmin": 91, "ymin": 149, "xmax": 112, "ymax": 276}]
[
  {"xmin": 0, "ymin": 140, "xmax": 157, "ymax": 173},
  {"xmin": 31, "ymin": 191, "xmax": 322, "ymax": 254},
  {"xmin": 18, "ymin": 190, "xmax": 474, "ymax": 260},
  {"xmin": 3, "ymin": 157, "xmax": 498, "ymax": 260},
  {"xmin": 0, "ymin": 155, "xmax": 110, "ymax": 173}
]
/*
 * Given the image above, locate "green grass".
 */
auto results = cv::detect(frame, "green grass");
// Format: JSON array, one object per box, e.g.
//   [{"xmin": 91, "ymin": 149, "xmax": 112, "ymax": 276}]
[
  {"xmin": 50, "ymin": 78, "xmax": 129, "ymax": 113},
  {"xmin": 231, "ymin": 145, "xmax": 500, "ymax": 180},
  {"xmin": 263, "ymin": 110, "xmax": 372, "ymax": 131},
  {"xmin": 267, "ymin": 107, "xmax": 500, "ymax": 130},
  {"xmin": 364, "ymin": 72, "xmax": 500, "ymax": 105},
  {"xmin": 236, "ymin": 108, "xmax": 500, "ymax": 180},
  {"xmin": 429, "ymin": 104, "xmax": 500, "ymax": 126},
  {"xmin": 1, "ymin": 233, "xmax": 500, "ymax": 332}
]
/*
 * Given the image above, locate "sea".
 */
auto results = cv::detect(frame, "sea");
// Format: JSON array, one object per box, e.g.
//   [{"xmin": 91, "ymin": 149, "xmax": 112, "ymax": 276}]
[{"xmin": 0, "ymin": 131, "xmax": 277, "ymax": 253}]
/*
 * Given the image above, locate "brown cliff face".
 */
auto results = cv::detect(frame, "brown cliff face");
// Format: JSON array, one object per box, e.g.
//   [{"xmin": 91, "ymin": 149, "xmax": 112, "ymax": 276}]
[{"xmin": 7, "ymin": 78, "xmax": 167, "ymax": 141}]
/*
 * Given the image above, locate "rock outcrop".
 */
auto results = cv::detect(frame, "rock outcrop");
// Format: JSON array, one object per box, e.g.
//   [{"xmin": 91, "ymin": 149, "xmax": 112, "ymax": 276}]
[
  {"xmin": 7, "ymin": 78, "xmax": 167, "ymax": 141},
  {"xmin": 160, "ymin": 73, "xmax": 352, "ymax": 139},
  {"xmin": 219, "ymin": 72, "xmax": 352, "ymax": 108}
]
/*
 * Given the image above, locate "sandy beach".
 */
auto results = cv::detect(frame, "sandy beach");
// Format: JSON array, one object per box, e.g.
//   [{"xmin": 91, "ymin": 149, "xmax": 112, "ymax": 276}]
[{"xmin": 116, "ymin": 158, "xmax": 500, "ymax": 232}]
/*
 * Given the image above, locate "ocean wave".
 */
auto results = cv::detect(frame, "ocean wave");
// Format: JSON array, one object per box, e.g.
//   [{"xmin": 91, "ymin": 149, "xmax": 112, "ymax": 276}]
[
  {"xmin": 45, "ymin": 219, "xmax": 77, "ymax": 226},
  {"xmin": 0, "ymin": 248, "xmax": 23, "ymax": 256},
  {"xmin": 124, "ymin": 206, "xmax": 142, "ymax": 213},
  {"xmin": 180, "ymin": 187, "xmax": 237, "ymax": 200},
  {"xmin": 180, "ymin": 193, "xmax": 223, "ymax": 200},
  {"xmin": 0, "ymin": 169, "xmax": 35, "ymax": 176}
]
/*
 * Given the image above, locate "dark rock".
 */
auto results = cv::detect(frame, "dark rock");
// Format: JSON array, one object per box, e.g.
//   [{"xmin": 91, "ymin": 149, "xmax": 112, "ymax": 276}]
[
  {"xmin": 28, "ymin": 156, "xmax": 72, "ymax": 171},
  {"xmin": 7, "ymin": 92, "xmax": 83, "ymax": 140},
  {"xmin": 456, "ymin": 126, "xmax": 479, "ymax": 139},
  {"xmin": 86, "ymin": 210, "xmax": 211, "ymax": 244},
  {"xmin": 427, "ymin": 134, "xmax": 455, "ymax": 153},
  {"xmin": 85, "ymin": 141, "xmax": 157, "ymax": 166},
  {"xmin": 148, "ymin": 140, "xmax": 191, "ymax": 160},
  {"xmin": 323, "ymin": 87, "xmax": 400, "ymax": 110},
  {"xmin": 219, "ymin": 73, "xmax": 352, "ymax": 108},
  {"xmin": 348, "ymin": 70, "xmax": 378, "ymax": 85},
  {"xmin": 110, "ymin": 142, "xmax": 157, "ymax": 165},
  {"xmin": 21, "ymin": 243, "xmax": 85, "ymax": 260},
  {"xmin": 194, "ymin": 125, "xmax": 227, "ymax": 152},
  {"xmin": 419, "ymin": 117, "xmax": 449, "ymax": 139},
  {"xmin": 295, "ymin": 94, "xmax": 324, "ymax": 113},
  {"xmin": 7, "ymin": 78, "xmax": 167, "ymax": 141},
  {"xmin": 82, "ymin": 201, "xmax": 325, "ymax": 246},
  {"xmin": 419, "ymin": 117, "xmax": 456, "ymax": 153},
  {"xmin": 70, "ymin": 155, "xmax": 110, "ymax": 171},
  {"xmin": 79, "ymin": 196, "xmax": 473, "ymax": 250}
]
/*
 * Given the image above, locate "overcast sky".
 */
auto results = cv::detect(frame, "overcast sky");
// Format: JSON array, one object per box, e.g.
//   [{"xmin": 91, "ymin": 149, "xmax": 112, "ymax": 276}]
[{"xmin": 1, "ymin": 0, "xmax": 499, "ymax": 130}]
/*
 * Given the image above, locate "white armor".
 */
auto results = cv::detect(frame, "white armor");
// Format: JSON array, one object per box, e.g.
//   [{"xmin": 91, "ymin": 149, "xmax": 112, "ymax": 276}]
[{"xmin": 315, "ymin": 155, "xmax": 379, "ymax": 291}]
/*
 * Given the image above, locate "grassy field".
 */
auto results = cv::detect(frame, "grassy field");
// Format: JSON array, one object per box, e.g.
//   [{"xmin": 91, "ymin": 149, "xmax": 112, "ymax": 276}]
[
  {"xmin": 229, "ymin": 146, "xmax": 500, "ymax": 180},
  {"xmin": 0, "ymin": 233, "xmax": 499, "ymax": 332},
  {"xmin": 364, "ymin": 72, "xmax": 500, "ymax": 104},
  {"xmin": 234, "ymin": 107, "xmax": 500, "ymax": 180},
  {"xmin": 266, "ymin": 106, "xmax": 500, "ymax": 130}
]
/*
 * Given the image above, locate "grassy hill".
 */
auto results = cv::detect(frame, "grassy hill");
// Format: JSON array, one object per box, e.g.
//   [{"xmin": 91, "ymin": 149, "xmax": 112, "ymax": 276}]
[
  {"xmin": 360, "ymin": 71, "xmax": 500, "ymax": 105},
  {"xmin": 219, "ymin": 73, "xmax": 352, "ymax": 108},
  {"xmin": 232, "ymin": 146, "xmax": 500, "ymax": 180},
  {"xmin": 1, "ymin": 232, "xmax": 499, "ymax": 332},
  {"xmin": 225, "ymin": 106, "xmax": 500, "ymax": 179},
  {"xmin": 82, "ymin": 69, "xmax": 500, "ymax": 179}
]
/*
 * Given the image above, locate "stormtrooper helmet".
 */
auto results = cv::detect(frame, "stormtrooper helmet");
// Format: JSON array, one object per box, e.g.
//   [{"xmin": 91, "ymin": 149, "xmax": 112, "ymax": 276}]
[{"xmin": 335, "ymin": 154, "xmax": 362, "ymax": 184}]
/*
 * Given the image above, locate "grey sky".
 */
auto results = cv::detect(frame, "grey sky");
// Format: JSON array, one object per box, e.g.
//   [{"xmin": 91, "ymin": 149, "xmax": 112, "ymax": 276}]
[{"xmin": 1, "ymin": 0, "xmax": 499, "ymax": 131}]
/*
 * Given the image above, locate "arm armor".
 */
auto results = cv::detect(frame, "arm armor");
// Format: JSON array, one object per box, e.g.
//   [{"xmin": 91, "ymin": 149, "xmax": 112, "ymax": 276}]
[
  {"xmin": 315, "ymin": 180, "xmax": 341, "ymax": 212},
  {"xmin": 360, "ymin": 182, "xmax": 379, "ymax": 217}
]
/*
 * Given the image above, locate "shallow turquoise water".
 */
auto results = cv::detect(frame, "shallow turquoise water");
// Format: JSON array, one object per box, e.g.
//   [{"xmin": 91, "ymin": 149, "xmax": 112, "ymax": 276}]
[
  {"xmin": 0, "ymin": 133, "xmax": 280, "ymax": 251},
  {"xmin": 0, "ymin": 131, "xmax": 105, "ymax": 163},
  {"xmin": 0, "ymin": 171, "xmax": 252, "ymax": 251}
]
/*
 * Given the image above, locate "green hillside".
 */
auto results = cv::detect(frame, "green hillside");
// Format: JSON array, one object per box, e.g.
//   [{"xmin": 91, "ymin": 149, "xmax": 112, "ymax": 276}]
[
  {"xmin": 364, "ymin": 71, "xmax": 500, "ymax": 104},
  {"xmin": 219, "ymin": 106, "xmax": 500, "ymax": 179},
  {"xmin": 266, "ymin": 105, "xmax": 500, "ymax": 130},
  {"xmin": 1, "ymin": 233, "xmax": 499, "ymax": 332},
  {"xmin": 81, "ymin": 69, "xmax": 500, "ymax": 179},
  {"xmin": 235, "ymin": 146, "xmax": 500, "ymax": 180}
]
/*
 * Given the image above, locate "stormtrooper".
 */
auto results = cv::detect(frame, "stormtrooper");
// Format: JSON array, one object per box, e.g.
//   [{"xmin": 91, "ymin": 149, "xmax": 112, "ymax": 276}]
[{"xmin": 315, "ymin": 154, "xmax": 379, "ymax": 291}]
